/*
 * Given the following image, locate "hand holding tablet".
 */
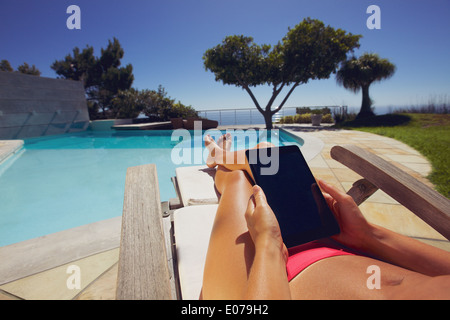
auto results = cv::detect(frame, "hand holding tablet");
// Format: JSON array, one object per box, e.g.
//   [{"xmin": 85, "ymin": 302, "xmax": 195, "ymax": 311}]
[{"xmin": 245, "ymin": 145, "xmax": 340, "ymax": 248}]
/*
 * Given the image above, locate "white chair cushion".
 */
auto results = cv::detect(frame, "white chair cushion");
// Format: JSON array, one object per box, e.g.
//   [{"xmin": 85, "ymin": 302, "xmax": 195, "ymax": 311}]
[
  {"xmin": 173, "ymin": 204, "xmax": 218, "ymax": 300},
  {"xmin": 175, "ymin": 165, "xmax": 219, "ymax": 206}
]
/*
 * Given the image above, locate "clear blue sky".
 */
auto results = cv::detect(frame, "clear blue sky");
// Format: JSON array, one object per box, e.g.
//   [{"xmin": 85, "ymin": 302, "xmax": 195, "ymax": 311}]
[{"xmin": 1, "ymin": 0, "xmax": 449, "ymax": 113}]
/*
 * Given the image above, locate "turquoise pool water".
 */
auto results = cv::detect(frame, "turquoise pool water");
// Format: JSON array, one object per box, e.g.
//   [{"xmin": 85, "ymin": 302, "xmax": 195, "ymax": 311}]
[{"xmin": 0, "ymin": 129, "xmax": 302, "ymax": 246}]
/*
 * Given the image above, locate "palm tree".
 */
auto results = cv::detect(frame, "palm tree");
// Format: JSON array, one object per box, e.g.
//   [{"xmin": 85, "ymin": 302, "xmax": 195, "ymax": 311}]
[{"xmin": 336, "ymin": 53, "xmax": 396, "ymax": 118}]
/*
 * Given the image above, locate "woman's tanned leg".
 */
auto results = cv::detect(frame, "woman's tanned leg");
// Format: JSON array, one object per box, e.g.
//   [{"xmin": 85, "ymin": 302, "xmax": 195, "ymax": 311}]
[
  {"xmin": 201, "ymin": 167, "xmax": 255, "ymax": 299},
  {"xmin": 201, "ymin": 135, "xmax": 276, "ymax": 299}
]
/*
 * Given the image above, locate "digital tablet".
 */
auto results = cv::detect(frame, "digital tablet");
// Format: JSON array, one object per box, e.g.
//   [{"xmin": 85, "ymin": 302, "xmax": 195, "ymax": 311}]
[{"xmin": 245, "ymin": 145, "xmax": 340, "ymax": 248}]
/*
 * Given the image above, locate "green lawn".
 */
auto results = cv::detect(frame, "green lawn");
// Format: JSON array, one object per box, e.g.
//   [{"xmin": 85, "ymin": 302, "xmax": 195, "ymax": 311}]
[{"xmin": 338, "ymin": 113, "xmax": 450, "ymax": 198}]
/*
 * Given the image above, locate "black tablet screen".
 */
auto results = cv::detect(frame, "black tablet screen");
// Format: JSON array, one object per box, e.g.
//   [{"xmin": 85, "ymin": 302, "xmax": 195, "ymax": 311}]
[{"xmin": 246, "ymin": 145, "xmax": 340, "ymax": 248}]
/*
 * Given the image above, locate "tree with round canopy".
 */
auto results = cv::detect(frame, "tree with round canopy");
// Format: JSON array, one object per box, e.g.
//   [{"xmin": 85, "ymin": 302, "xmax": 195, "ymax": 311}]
[
  {"xmin": 336, "ymin": 53, "xmax": 396, "ymax": 119},
  {"xmin": 203, "ymin": 18, "xmax": 361, "ymax": 129}
]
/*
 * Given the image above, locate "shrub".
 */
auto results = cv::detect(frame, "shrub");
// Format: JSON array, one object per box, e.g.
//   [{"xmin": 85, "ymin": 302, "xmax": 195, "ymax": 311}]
[
  {"xmin": 168, "ymin": 102, "xmax": 198, "ymax": 119},
  {"xmin": 142, "ymin": 85, "xmax": 198, "ymax": 121},
  {"xmin": 322, "ymin": 114, "xmax": 333, "ymax": 123},
  {"xmin": 281, "ymin": 115, "xmax": 295, "ymax": 123},
  {"xmin": 279, "ymin": 112, "xmax": 334, "ymax": 124},
  {"xmin": 296, "ymin": 114, "xmax": 311, "ymax": 123},
  {"xmin": 296, "ymin": 107, "xmax": 331, "ymax": 115}
]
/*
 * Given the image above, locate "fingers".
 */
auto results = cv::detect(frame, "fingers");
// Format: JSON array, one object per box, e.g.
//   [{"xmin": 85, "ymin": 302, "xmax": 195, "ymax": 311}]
[
  {"xmin": 251, "ymin": 185, "xmax": 267, "ymax": 207},
  {"xmin": 244, "ymin": 185, "xmax": 266, "ymax": 221},
  {"xmin": 321, "ymin": 191, "xmax": 335, "ymax": 210},
  {"xmin": 245, "ymin": 193, "xmax": 256, "ymax": 220},
  {"xmin": 317, "ymin": 179, "xmax": 353, "ymax": 203},
  {"xmin": 245, "ymin": 185, "xmax": 283, "ymax": 249}
]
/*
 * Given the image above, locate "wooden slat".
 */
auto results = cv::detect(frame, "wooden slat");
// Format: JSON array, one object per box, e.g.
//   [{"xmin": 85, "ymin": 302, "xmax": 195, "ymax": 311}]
[
  {"xmin": 116, "ymin": 164, "xmax": 172, "ymax": 300},
  {"xmin": 347, "ymin": 179, "xmax": 379, "ymax": 206},
  {"xmin": 331, "ymin": 145, "xmax": 450, "ymax": 241}
]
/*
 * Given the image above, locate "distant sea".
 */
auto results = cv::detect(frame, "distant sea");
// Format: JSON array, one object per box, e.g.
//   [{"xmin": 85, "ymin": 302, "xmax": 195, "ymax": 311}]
[
  {"xmin": 197, "ymin": 105, "xmax": 396, "ymax": 126},
  {"xmin": 197, "ymin": 108, "xmax": 293, "ymax": 126}
]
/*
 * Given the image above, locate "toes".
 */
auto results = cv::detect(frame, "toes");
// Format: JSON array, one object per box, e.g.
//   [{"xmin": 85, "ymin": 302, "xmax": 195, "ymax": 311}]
[
  {"xmin": 204, "ymin": 135, "xmax": 217, "ymax": 149},
  {"xmin": 223, "ymin": 133, "xmax": 232, "ymax": 151},
  {"xmin": 204, "ymin": 134, "xmax": 212, "ymax": 145}
]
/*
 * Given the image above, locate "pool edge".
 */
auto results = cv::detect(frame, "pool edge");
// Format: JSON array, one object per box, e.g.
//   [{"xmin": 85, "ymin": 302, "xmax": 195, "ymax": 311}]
[
  {"xmin": 0, "ymin": 140, "xmax": 24, "ymax": 165},
  {"xmin": 279, "ymin": 127, "xmax": 324, "ymax": 162}
]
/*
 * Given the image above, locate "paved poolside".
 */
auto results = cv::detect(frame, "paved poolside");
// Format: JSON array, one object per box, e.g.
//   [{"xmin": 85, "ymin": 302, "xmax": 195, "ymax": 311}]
[
  {"xmin": 0, "ymin": 140, "xmax": 23, "ymax": 163},
  {"xmin": 0, "ymin": 126, "xmax": 448, "ymax": 300}
]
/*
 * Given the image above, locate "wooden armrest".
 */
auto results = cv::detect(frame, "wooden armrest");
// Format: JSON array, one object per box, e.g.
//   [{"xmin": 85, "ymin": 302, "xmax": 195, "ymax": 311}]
[
  {"xmin": 331, "ymin": 145, "xmax": 450, "ymax": 241},
  {"xmin": 116, "ymin": 164, "xmax": 173, "ymax": 300},
  {"xmin": 346, "ymin": 178, "xmax": 379, "ymax": 206}
]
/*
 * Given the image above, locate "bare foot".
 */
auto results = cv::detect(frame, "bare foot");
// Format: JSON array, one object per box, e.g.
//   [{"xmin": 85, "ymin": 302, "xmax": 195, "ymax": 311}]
[
  {"xmin": 219, "ymin": 133, "xmax": 232, "ymax": 151},
  {"xmin": 205, "ymin": 134, "xmax": 230, "ymax": 168}
]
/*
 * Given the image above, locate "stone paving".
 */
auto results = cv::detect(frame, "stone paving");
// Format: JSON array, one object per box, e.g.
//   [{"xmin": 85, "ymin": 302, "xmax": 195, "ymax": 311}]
[
  {"xmin": 0, "ymin": 126, "xmax": 448, "ymax": 300},
  {"xmin": 0, "ymin": 140, "xmax": 23, "ymax": 164}
]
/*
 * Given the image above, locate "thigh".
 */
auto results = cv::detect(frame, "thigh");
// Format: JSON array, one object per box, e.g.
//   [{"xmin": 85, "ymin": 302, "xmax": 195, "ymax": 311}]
[
  {"xmin": 289, "ymin": 255, "xmax": 426, "ymax": 299},
  {"xmin": 201, "ymin": 170, "xmax": 255, "ymax": 299}
]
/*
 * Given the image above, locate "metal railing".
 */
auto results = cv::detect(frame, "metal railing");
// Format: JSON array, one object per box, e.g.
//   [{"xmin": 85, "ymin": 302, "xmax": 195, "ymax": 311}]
[{"xmin": 197, "ymin": 106, "xmax": 347, "ymax": 126}]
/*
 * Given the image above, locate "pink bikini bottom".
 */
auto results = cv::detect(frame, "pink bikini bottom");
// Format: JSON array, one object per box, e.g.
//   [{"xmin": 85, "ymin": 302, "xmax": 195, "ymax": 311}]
[{"xmin": 286, "ymin": 239, "xmax": 356, "ymax": 281}]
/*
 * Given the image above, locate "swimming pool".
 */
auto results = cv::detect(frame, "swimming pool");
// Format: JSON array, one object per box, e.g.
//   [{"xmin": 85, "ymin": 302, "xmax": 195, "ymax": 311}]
[{"xmin": 0, "ymin": 129, "xmax": 302, "ymax": 246}]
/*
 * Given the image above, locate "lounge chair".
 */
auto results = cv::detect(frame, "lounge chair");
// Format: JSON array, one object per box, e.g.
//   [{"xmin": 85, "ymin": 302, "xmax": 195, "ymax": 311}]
[
  {"xmin": 184, "ymin": 118, "xmax": 219, "ymax": 130},
  {"xmin": 170, "ymin": 118, "xmax": 185, "ymax": 129},
  {"xmin": 115, "ymin": 145, "xmax": 450, "ymax": 300},
  {"xmin": 170, "ymin": 118, "xmax": 219, "ymax": 131}
]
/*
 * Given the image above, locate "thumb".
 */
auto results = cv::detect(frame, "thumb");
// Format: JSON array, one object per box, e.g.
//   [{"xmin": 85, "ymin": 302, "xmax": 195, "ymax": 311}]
[
  {"xmin": 252, "ymin": 185, "xmax": 267, "ymax": 207},
  {"xmin": 318, "ymin": 179, "xmax": 350, "ymax": 203},
  {"xmin": 245, "ymin": 187, "xmax": 257, "ymax": 221}
]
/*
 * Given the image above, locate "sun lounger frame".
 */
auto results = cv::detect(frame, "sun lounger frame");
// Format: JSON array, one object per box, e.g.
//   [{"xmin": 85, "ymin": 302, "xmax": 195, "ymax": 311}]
[
  {"xmin": 331, "ymin": 145, "xmax": 450, "ymax": 241},
  {"xmin": 116, "ymin": 164, "xmax": 177, "ymax": 299}
]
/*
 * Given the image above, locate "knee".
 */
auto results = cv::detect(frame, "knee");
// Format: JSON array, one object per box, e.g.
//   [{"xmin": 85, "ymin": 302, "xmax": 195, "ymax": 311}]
[
  {"xmin": 225, "ymin": 170, "xmax": 247, "ymax": 184},
  {"xmin": 255, "ymin": 141, "xmax": 275, "ymax": 149}
]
